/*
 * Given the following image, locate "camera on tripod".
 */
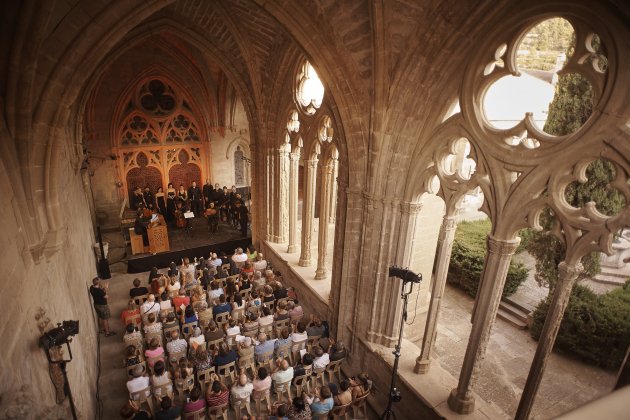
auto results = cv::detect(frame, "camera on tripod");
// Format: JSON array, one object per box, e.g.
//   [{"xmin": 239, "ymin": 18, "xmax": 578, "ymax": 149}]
[
  {"xmin": 390, "ymin": 388, "xmax": 402, "ymax": 403},
  {"xmin": 39, "ymin": 320, "xmax": 79, "ymax": 350}
]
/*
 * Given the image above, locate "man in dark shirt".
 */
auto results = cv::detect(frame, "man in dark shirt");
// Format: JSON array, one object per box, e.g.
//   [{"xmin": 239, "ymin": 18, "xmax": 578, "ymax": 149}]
[
  {"xmin": 131, "ymin": 187, "xmax": 145, "ymax": 210},
  {"xmin": 90, "ymin": 277, "xmax": 115, "ymax": 336},
  {"xmin": 142, "ymin": 186, "xmax": 155, "ymax": 210},
  {"xmin": 212, "ymin": 295, "xmax": 231, "ymax": 317},
  {"xmin": 235, "ymin": 201, "xmax": 249, "ymax": 237},
  {"xmin": 154, "ymin": 396, "xmax": 180, "ymax": 420},
  {"xmin": 202, "ymin": 179, "xmax": 213, "ymax": 208},
  {"xmin": 188, "ymin": 181, "xmax": 202, "ymax": 216},
  {"xmin": 129, "ymin": 278, "xmax": 149, "ymax": 299},
  {"xmin": 134, "ymin": 210, "xmax": 149, "ymax": 246}
]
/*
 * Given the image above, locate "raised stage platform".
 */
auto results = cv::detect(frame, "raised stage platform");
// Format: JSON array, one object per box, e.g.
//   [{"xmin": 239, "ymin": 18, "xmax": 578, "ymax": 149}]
[{"xmin": 126, "ymin": 217, "xmax": 251, "ymax": 273}]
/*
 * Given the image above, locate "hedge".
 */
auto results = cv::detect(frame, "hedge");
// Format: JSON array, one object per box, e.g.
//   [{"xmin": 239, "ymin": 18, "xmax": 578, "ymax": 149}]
[
  {"xmin": 530, "ymin": 281, "xmax": 630, "ymax": 369},
  {"xmin": 447, "ymin": 220, "xmax": 528, "ymax": 298}
]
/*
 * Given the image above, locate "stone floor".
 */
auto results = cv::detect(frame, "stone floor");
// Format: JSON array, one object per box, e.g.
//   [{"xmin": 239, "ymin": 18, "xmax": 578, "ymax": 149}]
[{"xmin": 410, "ymin": 283, "xmax": 617, "ymax": 419}]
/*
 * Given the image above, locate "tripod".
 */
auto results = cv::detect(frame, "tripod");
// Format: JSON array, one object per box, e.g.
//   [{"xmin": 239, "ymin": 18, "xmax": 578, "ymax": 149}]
[{"xmin": 380, "ymin": 280, "xmax": 415, "ymax": 420}]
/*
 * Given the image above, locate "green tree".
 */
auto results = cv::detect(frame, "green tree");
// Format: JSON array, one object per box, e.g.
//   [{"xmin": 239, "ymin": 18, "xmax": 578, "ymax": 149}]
[{"xmin": 526, "ymin": 68, "xmax": 623, "ymax": 293}]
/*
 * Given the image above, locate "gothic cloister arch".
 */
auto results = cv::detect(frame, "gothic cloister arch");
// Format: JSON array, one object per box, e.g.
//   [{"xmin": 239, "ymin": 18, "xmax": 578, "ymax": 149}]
[{"xmin": 2, "ymin": 0, "xmax": 630, "ymax": 418}]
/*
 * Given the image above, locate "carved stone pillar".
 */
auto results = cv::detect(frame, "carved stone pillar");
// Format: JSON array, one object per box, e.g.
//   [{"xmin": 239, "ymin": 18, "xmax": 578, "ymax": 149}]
[
  {"xmin": 328, "ymin": 159, "xmax": 338, "ymax": 224},
  {"xmin": 315, "ymin": 159, "xmax": 335, "ymax": 279},
  {"xmin": 515, "ymin": 262, "xmax": 581, "ymax": 420},
  {"xmin": 287, "ymin": 152, "xmax": 300, "ymax": 253},
  {"xmin": 415, "ymin": 213, "xmax": 458, "ymax": 373},
  {"xmin": 298, "ymin": 159, "xmax": 318, "ymax": 266},
  {"xmin": 448, "ymin": 235, "xmax": 520, "ymax": 414},
  {"xmin": 266, "ymin": 148, "xmax": 274, "ymax": 241},
  {"xmin": 276, "ymin": 146, "xmax": 290, "ymax": 243}
]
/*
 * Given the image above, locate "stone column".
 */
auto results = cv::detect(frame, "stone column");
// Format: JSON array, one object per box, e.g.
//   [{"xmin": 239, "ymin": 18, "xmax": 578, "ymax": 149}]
[
  {"xmin": 298, "ymin": 159, "xmax": 318, "ymax": 266},
  {"xmin": 265, "ymin": 148, "xmax": 274, "ymax": 241},
  {"xmin": 287, "ymin": 152, "xmax": 300, "ymax": 253},
  {"xmin": 328, "ymin": 159, "xmax": 338, "ymax": 224},
  {"xmin": 515, "ymin": 262, "xmax": 581, "ymax": 420},
  {"xmin": 276, "ymin": 146, "xmax": 290, "ymax": 243},
  {"xmin": 415, "ymin": 213, "xmax": 458, "ymax": 373},
  {"xmin": 315, "ymin": 160, "xmax": 335, "ymax": 279},
  {"xmin": 447, "ymin": 235, "xmax": 520, "ymax": 414}
]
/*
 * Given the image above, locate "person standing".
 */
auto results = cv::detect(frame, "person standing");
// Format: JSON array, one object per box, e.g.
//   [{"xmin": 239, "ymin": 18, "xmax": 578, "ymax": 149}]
[
  {"xmin": 90, "ymin": 277, "xmax": 116, "ymax": 336},
  {"xmin": 143, "ymin": 186, "xmax": 155, "ymax": 210},
  {"xmin": 188, "ymin": 181, "xmax": 202, "ymax": 216},
  {"xmin": 236, "ymin": 201, "xmax": 249, "ymax": 237},
  {"xmin": 202, "ymin": 179, "xmax": 213, "ymax": 208}
]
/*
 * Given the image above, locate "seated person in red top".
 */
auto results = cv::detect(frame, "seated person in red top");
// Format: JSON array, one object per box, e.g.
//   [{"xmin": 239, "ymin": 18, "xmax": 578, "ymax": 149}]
[
  {"xmin": 129, "ymin": 278, "xmax": 149, "ymax": 299},
  {"xmin": 184, "ymin": 385, "xmax": 206, "ymax": 413},
  {"xmin": 212, "ymin": 294, "xmax": 231, "ymax": 317},
  {"xmin": 173, "ymin": 288, "xmax": 190, "ymax": 310},
  {"xmin": 206, "ymin": 380, "xmax": 229, "ymax": 407},
  {"xmin": 121, "ymin": 300, "xmax": 141, "ymax": 326},
  {"xmin": 241, "ymin": 261, "xmax": 254, "ymax": 275}
]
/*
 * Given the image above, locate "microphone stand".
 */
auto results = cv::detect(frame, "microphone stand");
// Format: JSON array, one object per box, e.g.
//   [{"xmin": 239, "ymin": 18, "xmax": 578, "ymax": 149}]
[{"xmin": 380, "ymin": 280, "xmax": 414, "ymax": 420}]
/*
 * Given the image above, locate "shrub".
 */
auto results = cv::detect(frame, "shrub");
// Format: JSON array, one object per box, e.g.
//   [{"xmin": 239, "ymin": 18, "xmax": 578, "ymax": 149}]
[
  {"xmin": 447, "ymin": 220, "xmax": 528, "ymax": 298},
  {"xmin": 530, "ymin": 281, "xmax": 630, "ymax": 369}
]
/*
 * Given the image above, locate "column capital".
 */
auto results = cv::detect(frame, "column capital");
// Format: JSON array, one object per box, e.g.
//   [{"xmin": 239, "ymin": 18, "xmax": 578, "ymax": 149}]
[
  {"xmin": 486, "ymin": 235, "xmax": 520, "ymax": 256},
  {"xmin": 305, "ymin": 159, "xmax": 318, "ymax": 169},
  {"xmin": 400, "ymin": 201, "xmax": 423, "ymax": 215},
  {"xmin": 289, "ymin": 152, "xmax": 300, "ymax": 161}
]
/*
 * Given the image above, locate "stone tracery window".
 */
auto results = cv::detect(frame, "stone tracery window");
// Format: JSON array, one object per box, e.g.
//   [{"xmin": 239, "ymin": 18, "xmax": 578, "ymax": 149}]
[
  {"xmin": 296, "ymin": 61, "xmax": 325, "ymax": 115},
  {"xmin": 114, "ymin": 76, "xmax": 207, "ymax": 197},
  {"xmin": 234, "ymin": 146, "xmax": 245, "ymax": 186}
]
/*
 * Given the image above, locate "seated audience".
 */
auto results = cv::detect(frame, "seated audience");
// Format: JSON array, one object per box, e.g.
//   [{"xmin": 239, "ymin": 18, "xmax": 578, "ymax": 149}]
[
  {"xmin": 206, "ymin": 380, "xmax": 229, "ymax": 408},
  {"xmin": 209, "ymin": 252, "xmax": 222, "ymax": 268},
  {"xmin": 333, "ymin": 379, "xmax": 353, "ymax": 406},
  {"xmin": 246, "ymin": 245, "xmax": 257, "ymax": 261},
  {"xmin": 213, "ymin": 294, "xmax": 231, "ymax": 317},
  {"xmin": 123, "ymin": 324, "xmax": 143, "ymax": 349},
  {"xmin": 124, "ymin": 345, "xmax": 142, "ymax": 367},
  {"xmin": 143, "ymin": 313, "xmax": 162, "ymax": 335},
  {"xmin": 182, "ymin": 304, "xmax": 198, "ymax": 325},
  {"xmin": 287, "ymin": 396, "xmax": 311, "ymax": 420},
  {"xmin": 151, "ymin": 360, "xmax": 173, "ymax": 397},
  {"xmin": 191, "ymin": 346, "xmax": 213, "ymax": 371},
  {"xmin": 293, "ymin": 353, "xmax": 314, "ymax": 377},
  {"xmin": 154, "ymin": 396, "xmax": 179, "ymax": 420},
  {"xmin": 255, "ymin": 332, "xmax": 275, "ymax": 362},
  {"xmin": 167, "ymin": 276, "xmax": 181, "ymax": 294},
  {"xmin": 126, "ymin": 364, "xmax": 150, "ymax": 399},
  {"xmin": 253, "ymin": 253, "xmax": 267, "ymax": 272},
  {"xmin": 121, "ymin": 300, "xmax": 140, "ymax": 326},
  {"xmin": 184, "ymin": 386, "xmax": 206, "ymax": 414},
  {"xmin": 162, "ymin": 312, "xmax": 179, "ymax": 330},
  {"xmin": 238, "ymin": 337, "xmax": 255, "ymax": 359},
  {"xmin": 330, "ymin": 340, "xmax": 348, "ymax": 361},
  {"xmin": 306, "ymin": 385, "xmax": 334, "ymax": 416},
  {"xmin": 253, "ymin": 367, "xmax": 272, "ymax": 393},
  {"xmin": 242, "ymin": 313, "xmax": 259, "ymax": 335},
  {"xmin": 271, "ymin": 281, "xmax": 288, "ymax": 300},
  {"xmin": 144, "ymin": 338, "xmax": 165, "ymax": 367},
  {"xmin": 159, "ymin": 292, "xmax": 172, "ymax": 311},
  {"xmin": 306, "ymin": 314, "xmax": 326, "ymax": 338},
  {"xmin": 140, "ymin": 294, "xmax": 160, "ymax": 321},
  {"xmin": 189, "ymin": 327, "xmax": 206, "ymax": 348},
  {"xmin": 119, "ymin": 401, "xmax": 151, "ymax": 420},
  {"xmin": 232, "ymin": 247, "xmax": 248, "ymax": 265},
  {"xmin": 252, "ymin": 271, "xmax": 266, "ymax": 291},
  {"xmin": 349, "ymin": 372, "xmax": 372, "ymax": 399},
  {"xmin": 214, "ymin": 342, "xmax": 238, "ymax": 368},
  {"xmin": 271, "ymin": 358, "xmax": 294, "ymax": 385},
  {"xmin": 274, "ymin": 300, "xmax": 290, "ymax": 321},
  {"xmin": 291, "ymin": 321, "xmax": 308, "ymax": 343},
  {"xmin": 208, "ymin": 280, "xmax": 224, "ymax": 301},
  {"xmin": 231, "ymin": 373, "xmax": 254, "ymax": 402},
  {"xmin": 312, "ymin": 345, "xmax": 330, "ymax": 369},
  {"xmin": 241, "ymin": 261, "xmax": 254, "ymax": 275},
  {"xmin": 204, "ymin": 320, "xmax": 225, "ymax": 343},
  {"xmin": 262, "ymin": 285, "xmax": 275, "ymax": 304},
  {"xmin": 166, "ymin": 330, "xmax": 187, "ymax": 355},
  {"xmin": 172, "ymin": 288, "xmax": 189, "ymax": 311},
  {"xmin": 249, "ymin": 290, "xmax": 262, "ymax": 308},
  {"xmin": 287, "ymin": 300, "xmax": 304, "ymax": 322},
  {"xmin": 258, "ymin": 307, "xmax": 274, "ymax": 328},
  {"xmin": 129, "ymin": 278, "xmax": 149, "ymax": 299}
]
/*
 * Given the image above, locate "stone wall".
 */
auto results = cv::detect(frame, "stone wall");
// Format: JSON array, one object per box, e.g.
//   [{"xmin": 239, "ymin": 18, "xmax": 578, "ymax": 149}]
[{"xmin": 0, "ymin": 124, "xmax": 98, "ymax": 419}]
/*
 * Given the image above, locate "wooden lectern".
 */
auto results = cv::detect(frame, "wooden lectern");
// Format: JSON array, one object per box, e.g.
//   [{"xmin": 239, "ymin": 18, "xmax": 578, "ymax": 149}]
[{"xmin": 148, "ymin": 214, "xmax": 170, "ymax": 254}]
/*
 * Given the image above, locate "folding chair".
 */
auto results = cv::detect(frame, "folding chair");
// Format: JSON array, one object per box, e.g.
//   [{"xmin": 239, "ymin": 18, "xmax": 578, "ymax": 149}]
[
  {"xmin": 325, "ymin": 358, "xmax": 344, "ymax": 384},
  {"xmin": 217, "ymin": 361, "xmax": 237, "ymax": 386}
]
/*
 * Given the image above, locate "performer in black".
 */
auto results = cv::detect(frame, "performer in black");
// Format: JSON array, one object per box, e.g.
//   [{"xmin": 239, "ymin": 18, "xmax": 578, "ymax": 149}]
[
  {"xmin": 131, "ymin": 187, "xmax": 145, "ymax": 210},
  {"xmin": 202, "ymin": 179, "xmax": 213, "ymax": 208},
  {"xmin": 188, "ymin": 181, "xmax": 202, "ymax": 216},
  {"xmin": 155, "ymin": 186, "xmax": 167, "ymax": 215},
  {"xmin": 133, "ymin": 209, "xmax": 149, "ymax": 246},
  {"xmin": 166, "ymin": 182, "xmax": 176, "ymax": 223},
  {"xmin": 235, "ymin": 200, "xmax": 249, "ymax": 237},
  {"xmin": 143, "ymin": 186, "xmax": 155, "ymax": 210}
]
